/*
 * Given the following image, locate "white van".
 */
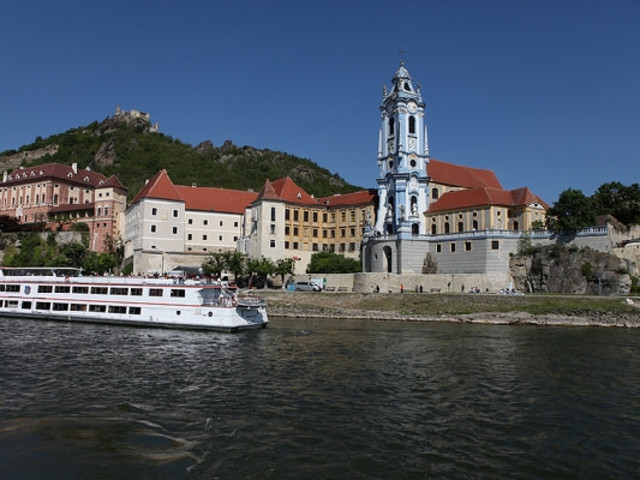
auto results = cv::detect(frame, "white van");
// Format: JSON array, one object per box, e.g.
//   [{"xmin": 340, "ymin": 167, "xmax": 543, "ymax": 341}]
[{"xmin": 295, "ymin": 281, "xmax": 321, "ymax": 292}]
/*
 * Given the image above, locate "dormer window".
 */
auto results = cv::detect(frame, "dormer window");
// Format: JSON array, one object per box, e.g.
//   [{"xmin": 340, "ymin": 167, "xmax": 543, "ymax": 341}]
[{"xmin": 84, "ymin": 176, "xmax": 89, "ymax": 182}]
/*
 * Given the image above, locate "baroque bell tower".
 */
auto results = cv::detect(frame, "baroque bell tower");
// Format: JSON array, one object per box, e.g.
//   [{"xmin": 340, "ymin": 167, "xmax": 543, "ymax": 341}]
[{"xmin": 373, "ymin": 61, "xmax": 430, "ymax": 236}]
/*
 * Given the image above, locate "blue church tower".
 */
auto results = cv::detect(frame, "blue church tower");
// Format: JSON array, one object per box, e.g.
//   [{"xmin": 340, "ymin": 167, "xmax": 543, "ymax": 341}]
[{"xmin": 373, "ymin": 61, "xmax": 430, "ymax": 236}]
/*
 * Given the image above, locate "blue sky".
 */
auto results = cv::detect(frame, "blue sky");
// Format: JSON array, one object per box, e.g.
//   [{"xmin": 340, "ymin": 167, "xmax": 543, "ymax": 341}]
[{"xmin": 1, "ymin": 0, "xmax": 638, "ymax": 204}]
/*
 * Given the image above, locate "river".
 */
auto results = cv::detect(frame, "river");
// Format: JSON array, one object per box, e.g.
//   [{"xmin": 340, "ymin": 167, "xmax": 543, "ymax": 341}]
[{"xmin": 1, "ymin": 316, "xmax": 639, "ymax": 479}]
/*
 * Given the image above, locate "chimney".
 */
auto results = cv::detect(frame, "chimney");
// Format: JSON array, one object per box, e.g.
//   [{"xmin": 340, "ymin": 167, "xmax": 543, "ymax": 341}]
[{"xmin": 72, "ymin": 163, "xmax": 78, "ymax": 174}]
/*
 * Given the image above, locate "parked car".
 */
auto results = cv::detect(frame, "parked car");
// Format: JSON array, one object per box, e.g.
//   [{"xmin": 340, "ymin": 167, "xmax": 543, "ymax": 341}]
[{"xmin": 295, "ymin": 281, "xmax": 321, "ymax": 292}]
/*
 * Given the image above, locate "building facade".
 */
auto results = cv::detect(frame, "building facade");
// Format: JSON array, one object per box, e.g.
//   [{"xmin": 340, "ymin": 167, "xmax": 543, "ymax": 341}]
[
  {"xmin": 238, "ymin": 177, "xmax": 376, "ymax": 274},
  {"xmin": 0, "ymin": 162, "xmax": 127, "ymax": 252},
  {"xmin": 123, "ymin": 170, "xmax": 257, "ymax": 274},
  {"xmin": 363, "ymin": 62, "xmax": 548, "ymax": 276}
]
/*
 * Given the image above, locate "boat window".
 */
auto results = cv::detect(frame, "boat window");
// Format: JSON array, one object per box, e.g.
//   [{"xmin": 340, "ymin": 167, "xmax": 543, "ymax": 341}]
[
  {"xmin": 55, "ymin": 286, "xmax": 71, "ymax": 293},
  {"xmin": 91, "ymin": 287, "xmax": 108, "ymax": 295},
  {"xmin": 36, "ymin": 302, "xmax": 51, "ymax": 310},
  {"xmin": 52, "ymin": 303, "xmax": 69, "ymax": 311},
  {"xmin": 38, "ymin": 285, "xmax": 53, "ymax": 293},
  {"xmin": 130, "ymin": 288, "xmax": 143, "ymax": 296},
  {"xmin": 108, "ymin": 306, "xmax": 127, "ymax": 314},
  {"xmin": 0, "ymin": 285, "xmax": 4, "ymax": 292},
  {"xmin": 89, "ymin": 305, "xmax": 106, "ymax": 312},
  {"xmin": 170, "ymin": 289, "xmax": 186, "ymax": 298},
  {"xmin": 110, "ymin": 287, "xmax": 129, "ymax": 295},
  {"xmin": 70, "ymin": 304, "xmax": 87, "ymax": 312},
  {"xmin": 149, "ymin": 289, "xmax": 163, "ymax": 297},
  {"xmin": 129, "ymin": 306, "xmax": 141, "ymax": 315},
  {"xmin": 5, "ymin": 300, "xmax": 18, "ymax": 308},
  {"xmin": 72, "ymin": 286, "xmax": 89, "ymax": 294},
  {"xmin": 6, "ymin": 284, "xmax": 20, "ymax": 292},
  {"xmin": 21, "ymin": 301, "xmax": 32, "ymax": 309}
]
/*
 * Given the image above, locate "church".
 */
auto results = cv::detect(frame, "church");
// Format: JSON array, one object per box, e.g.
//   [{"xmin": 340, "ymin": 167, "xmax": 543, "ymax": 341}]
[{"xmin": 362, "ymin": 62, "xmax": 548, "ymax": 275}]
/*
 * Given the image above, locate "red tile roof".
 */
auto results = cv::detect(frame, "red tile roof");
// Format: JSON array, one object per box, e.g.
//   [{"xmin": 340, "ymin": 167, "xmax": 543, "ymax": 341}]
[
  {"xmin": 428, "ymin": 159, "xmax": 502, "ymax": 189},
  {"xmin": 5, "ymin": 162, "xmax": 109, "ymax": 187},
  {"xmin": 130, "ymin": 169, "xmax": 183, "ymax": 205},
  {"xmin": 268, "ymin": 177, "xmax": 319, "ymax": 205},
  {"xmin": 428, "ymin": 186, "xmax": 547, "ymax": 213},
  {"xmin": 176, "ymin": 185, "xmax": 258, "ymax": 214},
  {"xmin": 316, "ymin": 190, "xmax": 376, "ymax": 207},
  {"xmin": 130, "ymin": 170, "xmax": 258, "ymax": 214}
]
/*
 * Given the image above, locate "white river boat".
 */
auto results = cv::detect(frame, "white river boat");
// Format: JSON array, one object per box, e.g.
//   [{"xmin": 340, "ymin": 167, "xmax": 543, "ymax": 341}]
[{"xmin": 0, "ymin": 268, "xmax": 268, "ymax": 332}]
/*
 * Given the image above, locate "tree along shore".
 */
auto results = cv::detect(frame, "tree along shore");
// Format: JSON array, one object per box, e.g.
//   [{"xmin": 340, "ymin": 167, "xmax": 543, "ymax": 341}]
[{"xmin": 260, "ymin": 291, "xmax": 640, "ymax": 328}]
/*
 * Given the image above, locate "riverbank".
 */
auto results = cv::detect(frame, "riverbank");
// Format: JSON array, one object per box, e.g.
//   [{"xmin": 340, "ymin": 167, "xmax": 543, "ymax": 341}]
[{"xmin": 261, "ymin": 291, "xmax": 640, "ymax": 327}]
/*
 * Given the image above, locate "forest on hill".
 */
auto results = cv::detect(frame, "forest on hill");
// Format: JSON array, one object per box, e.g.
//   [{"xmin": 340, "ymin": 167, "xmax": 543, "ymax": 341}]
[{"xmin": 0, "ymin": 113, "xmax": 362, "ymax": 201}]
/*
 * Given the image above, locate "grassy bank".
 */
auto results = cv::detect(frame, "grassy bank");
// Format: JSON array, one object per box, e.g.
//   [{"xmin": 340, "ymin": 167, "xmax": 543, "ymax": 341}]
[{"xmin": 260, "ymin": 291, "xmax": 640, "ymax": 318}]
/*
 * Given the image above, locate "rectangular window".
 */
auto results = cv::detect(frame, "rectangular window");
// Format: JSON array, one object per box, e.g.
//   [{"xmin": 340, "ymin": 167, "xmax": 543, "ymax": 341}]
[
  {"xmin": 36, "ymin": 302, "xmax": 51, "ymax": 310},
  {"xmin": 54, "ymin": 286, "xmax": 71, "ymax": 293},
  {"xmin": 188, "ymin": 218, "xmax": 193, "ymax": 224},
  {"xmin": 270, "ymin": 240, "xmax": 276, "ymax": 248},
  {"xmin": 129, "ymin": 306, "xmax": 142, "ymax": 315},
  {"xmin": 38, "ymin": 285, "xmax": 53, "ymax": 293},
  {"xmin": 313, "ymin": 212, "xmax": 318, "ymax": 222},
  {"xmin": 219, "ymin": 220, "xmax": 223, "ymax": 226},
  {"xmin": 130, "ymin": 288, "xmax": 143, "ymax": 296},
  {"xmin": 89, "ymin": 305, "xmax": 106, "ymax": 313},
  {"xmin": 173, "ymin": 226, "xmax": 178, "ymax": 234},
  {"xmin": 149, "ymin": 289, "xmax": 163, "ymax": 297},
  {"xmin": 285, "ymin": 226, "xmax": 290, "ymax": 235},
  {"xmin": 91, "ymin": 287, "xmax": 108, "ymax": 295},
  {"xmin": 151, "ymin": 225, "xmax": 157, "ymax": 233},
  {"xmin": 271, "ymin": 207, "xmax": 276, "ymax": 222},
  {"xmin": 450, "ymin": 243, "xmax": 456, "ymax": 252},
  {"xmin": 203, "ymin": 234, "xmax": 208, "ymax": 241},
  {"xmin": 110, "ymin": 287, "xmax": 129, "ymax": 295},
  {"xmin": 72, "ymin": 286, "xmax": 89, "ymax": 294},
  {"xmin": 152, "ymin": 207, "xmax": 158, "ymax": 215},
  {"xmin": 303, "ymin": 211, "xmax": 309, "ymax": 222},
  {"xmin": 465, "ymin": 241, "xmax": 472, "ymax": 252},
  {"xmin": 293, "ymin": 227, "xmax": 299, "ymax": 236},
  {"xmin": 173, "ymin": 209, "xmax": 178, "ymax": 217},
  {"xmin": 108, "ymin": 305, "xmax": 127, "ymax": 314},
  {"xmin": 188, "ymin": 234, "xmax": 192, "ymax": 240},
  {"xmin": 234, "ymin": 221, "xmax": 239, "ymax": 227},
  {"xmin": 170, "ymin": 289, "xmax": 186, "ymax": 297},
  {"xmin": 285, "ymin": 209, "xmax": 290, "ymax": 221},
  {"xmin": 492, "ymin": 240, "xmax": 500, "ymax": 250},
  {"xmin": 204, "ymin": 219, "xmax": 208, "ymax": 225},
  {"xmin": 270, "ymin": 224, "xmax": 276, "ymax": 234},
  {"xmin": 5, "ymin": 300, "xmax": 18, "ymax": 308},
  {"xmin": 52, "ymin": 303, "xmax": 69, "ymax": 311},
  {"xmin": 70, "ymin": 304, "xmax": 87, "ymax": 312},
  {"xmin": 285, "ymin": 241, "xmax": 290, "ymax": 249},
  {"xmin": 293, "ymin": 210, "xmax": 299, "ymax": 221},
  {"xmin": 21, "ymin": 301, "xmax": 32, "ymax": 309}
]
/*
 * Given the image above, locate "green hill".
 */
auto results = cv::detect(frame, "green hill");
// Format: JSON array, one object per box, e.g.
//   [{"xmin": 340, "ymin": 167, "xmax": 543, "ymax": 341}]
[{"xmin": 0, "ymin": 113, "xmax": 362, "ymax": 201}]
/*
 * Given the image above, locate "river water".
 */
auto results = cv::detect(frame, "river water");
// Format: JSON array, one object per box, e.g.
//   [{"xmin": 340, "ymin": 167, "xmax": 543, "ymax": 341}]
[{"xmin": 1, "ymin": 316, "xmax": 639, "ymax": 479}]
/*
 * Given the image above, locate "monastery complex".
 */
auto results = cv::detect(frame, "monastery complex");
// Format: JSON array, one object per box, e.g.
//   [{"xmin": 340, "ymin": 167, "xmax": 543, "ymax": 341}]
[{"xmin": 3, "ymin": 63, "xmax": 629, "ymax": 289}]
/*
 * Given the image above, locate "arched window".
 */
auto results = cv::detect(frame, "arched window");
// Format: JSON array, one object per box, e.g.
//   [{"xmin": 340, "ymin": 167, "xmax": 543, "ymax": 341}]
[
  {"xmin": 431, "ymin": 188, "xmax": 439, "ymax": 199},
  {"xmin": 444, "ymin": 222, "xmax": 450, "ymax": 234},
  {"xmin": 431, "ymin": 224, "xmax": 437, "ymax": 235},
  {"xmin": 458, "ymin": 222, "xmax": 464, "ymax": 233},
  {"xmin": 409, "ymin": 116, "xmax": 416, "ymax": 134},
  {"xmin": 473, "ymin": 220, "xmax": 479, "ymax": 231},
  {"xmin": 513, "ymin": 220, "xmax": 519, "ymax": 231},
  {"xmin": 388, "ymin": 118, "xmax": 395, "ymax": 136}
]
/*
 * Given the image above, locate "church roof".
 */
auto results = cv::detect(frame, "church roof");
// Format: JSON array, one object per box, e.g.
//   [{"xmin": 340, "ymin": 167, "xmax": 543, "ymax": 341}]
[
  {"xmin": 427, "ymin": 159, "xmax": 502, "ymax": 189},
  {"xmin": 428, "ymin": 186, "xmax": 547, "ymax": 213}
]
